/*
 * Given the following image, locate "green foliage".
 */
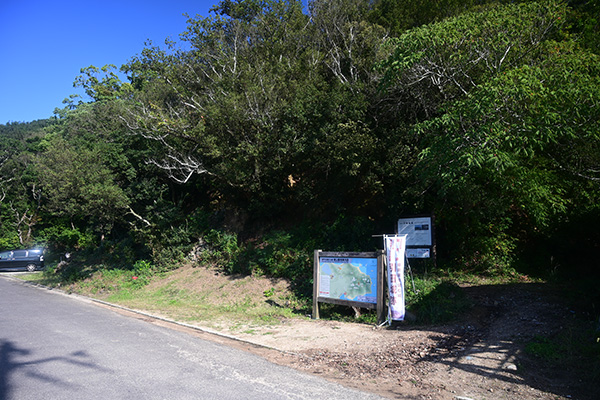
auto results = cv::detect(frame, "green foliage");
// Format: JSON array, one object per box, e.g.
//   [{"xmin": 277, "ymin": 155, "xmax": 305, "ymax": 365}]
[
  {"xmin": 197, "ymin": 229, "xmax": 241, "ymax": 273},
  {"xmin": 0, "ymin": 120, "xmax": 54, "ymax": 247},
  {"xmin": 377, "ymin": 1, "xmax": 600, "ymax": 273},
  {"xmin": 380, "ymin": 1, "xmax": 568, "ymax": 118},
  {"xmin": 74, "ymin": 64, "xmax": 133, "ymax": 103},
  {"xmin": 191, "ymin": 216, "xmax": 377, "ymax": 299},
  {"xmin": 40, "ymin": 257, "xmax": 157, "ymax": 293},
  {"xmin": 568, "ymin": 0, "xmax": 600, "ymax": 54},
  {"xmin": 119, "ymin": 0, "xmax": 390, "ymax": 221},
  {"xmin": 240, "ymin": 230, "xmax": 307, "ymax": 278},
  {"xmin": 53, "ymin": 262, "xmax": 95, "ymax": 284},
  {"xmin": 133, "ymin": 259, "xmax": 154, "ymax": 274},
  {"xmin": 369, "ymin": 0, "xmax": 503, "ymax": 35},
  {"xmin": 38, "ymin": 225, "xmax": 96, "ymax": 251},
  {"xmin": 36, "ymin": 131, "xmax": 129, "ymax": 235},
  {"xmin": 406, "ymin": 279, "xmax": 471, "ymax": 324},
  {"xmin": 413, "ymin": 39, "xmax": 600, "ymax": 272},
  {"xmin": 0, "ymin": 235, "xmax": 21, "ymax": 250},
  {"xmin": 101, "ymin": 237, "xmax": 139, "ymax": 267},
  {"xmin": 85, "ymin": 266, "xmax": 152, "ymax": 294},
  {"xmin": 151, "ymin": 244, "xmax": 189, "ymax": 272}
]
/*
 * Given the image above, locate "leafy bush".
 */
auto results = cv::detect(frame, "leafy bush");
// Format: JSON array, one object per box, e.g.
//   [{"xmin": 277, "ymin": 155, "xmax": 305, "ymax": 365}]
[
  {"xmin": 133, "ymin": 259, "xmax": 154, "ymax": 274},
  {"xmin": 149, "ymin": 245, "xmax": 186, "ymax": 271},
  {"xmin": 38, "ymin": 225, "xmax": 96, "ymax": 251},
  {"xmin": 240, "ymin": 231, "xmax": 302, "ymax": 277},
  {"xmin": 148, "ymin": 224, "xmax": 197, "ymax": 271},
  {"xmin": 196, "ymin": 229, "xmax": 241, "ymax": 273},
  {"xmin": 100, "ymin": 237, "xmax": 138, "ymax": 267},
  {"xmin": 0, "ymin": 233, "xmax": 21, "ymax": 250}
]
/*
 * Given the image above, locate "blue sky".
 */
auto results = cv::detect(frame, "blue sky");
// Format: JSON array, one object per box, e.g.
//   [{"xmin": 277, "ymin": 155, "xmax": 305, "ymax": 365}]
[{"xmin": 0, "ymin": 0, "xmax": 217, "ymax": 124}]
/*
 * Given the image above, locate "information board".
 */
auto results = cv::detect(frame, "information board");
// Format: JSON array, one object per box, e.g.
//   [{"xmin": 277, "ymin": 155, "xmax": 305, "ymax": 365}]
[
  {"xmin": 318, "ymin": 256, "xmax": 378, "ymax": 304},
  {"xmin": 397, "ymin": 216, "xmax": 432, "ymax": 246},
  {"xmin": 313, "ymin": 250, "xmax": 385, "ymax": 323}
]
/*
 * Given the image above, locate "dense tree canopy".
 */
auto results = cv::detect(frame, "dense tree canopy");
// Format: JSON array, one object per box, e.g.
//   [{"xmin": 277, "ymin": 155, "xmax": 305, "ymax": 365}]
[
  {"xmin": 379, "ymin": 0, "xmax": 600, "ymax": 272},
  {"xmin": 0, "ymin": 0, "xmax": 598, "ymax": 282}
]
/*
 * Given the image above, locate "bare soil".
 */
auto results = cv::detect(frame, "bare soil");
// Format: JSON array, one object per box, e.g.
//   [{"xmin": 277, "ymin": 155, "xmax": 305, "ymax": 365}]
[
  {"xmin": 34, "ymin": 265, "xmax": 600, "ymax": 399},
  {"xmin": 224, "ymin": 284, "xmax": 596, "ymax": 400}
]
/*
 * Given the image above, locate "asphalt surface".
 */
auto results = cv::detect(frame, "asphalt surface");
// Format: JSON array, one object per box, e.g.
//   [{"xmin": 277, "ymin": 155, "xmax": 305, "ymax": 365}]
[{"xmin": 0, "ymin": 275, "xmax": 384, "ymax": 400}]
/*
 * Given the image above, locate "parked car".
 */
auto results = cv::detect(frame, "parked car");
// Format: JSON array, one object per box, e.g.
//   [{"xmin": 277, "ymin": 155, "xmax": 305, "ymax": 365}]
[{"xmin": 0, "ymin": 249, "xmax": 44, "ymax": 272}]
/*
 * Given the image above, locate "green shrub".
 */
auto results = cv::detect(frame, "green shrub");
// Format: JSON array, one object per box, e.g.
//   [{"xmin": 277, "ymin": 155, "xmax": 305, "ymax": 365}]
[
  {"xmin": 55, "ymin": 262, "xmax": 95, "ymax": 283},
  {"xmin": 152, "ymin": 246, "xmax": 187, "ymax": 271},
  {"xmin": 197, "ymin": 229, "xmax": 241, "ymax": 273},
  {"xmin": 240, "ymin": 231, "xmax": 301, "ymax": 277},
  {"xmin": 38, "ymin": 225, "xmax": 96, "ymax": 251},
  {"xmin": 133, "ymin": 259, "xmax": 154, "ymax": 273},
  {"xmin": 0, "ymin": 234, "xmax": 21, "ymax": 250}
]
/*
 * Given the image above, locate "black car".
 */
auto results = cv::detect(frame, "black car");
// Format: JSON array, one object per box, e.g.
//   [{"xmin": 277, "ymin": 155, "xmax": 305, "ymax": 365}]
[{"xmin": 0, "ymin": 249, "xmax": 44, "ymax": 272}]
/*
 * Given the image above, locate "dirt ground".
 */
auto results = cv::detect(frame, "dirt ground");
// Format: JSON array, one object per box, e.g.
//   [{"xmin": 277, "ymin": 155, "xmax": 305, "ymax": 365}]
[
  {"xmin": 16, "ymin": 266, "xmax": 599, "ymax": 400},
  {"xmin": 212, "ymin": 284, "xmax": 595, "ymax": 400}
]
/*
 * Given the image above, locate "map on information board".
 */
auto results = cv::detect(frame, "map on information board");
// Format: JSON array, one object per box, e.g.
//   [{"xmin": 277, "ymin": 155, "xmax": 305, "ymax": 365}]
[{"xmin": 318, "ymin": 257, "xmax": 377, "ymax": 304}]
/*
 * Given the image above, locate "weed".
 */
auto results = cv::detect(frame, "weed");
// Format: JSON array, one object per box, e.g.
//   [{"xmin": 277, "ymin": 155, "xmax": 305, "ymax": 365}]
[
  {"xmin": 406, "ymin": 278, "xmax": 471, "ymax": 325},
  {"xmin": 525, "ymin": 335, "xmax": 560, "ymax": 360},
  {"xmin": 524, "ymin": 324, "xmax": 600, "ymax": 383},
  {"xmin": 133, "ymin": 259, "xmax": 154, "ymax": 274}
]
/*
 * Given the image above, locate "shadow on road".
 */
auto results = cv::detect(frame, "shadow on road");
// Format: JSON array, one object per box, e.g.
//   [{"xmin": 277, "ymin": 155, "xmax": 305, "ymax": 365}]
[{"xmin": 0, "ymin": 339, "xmax": 111, "ymax": 399}]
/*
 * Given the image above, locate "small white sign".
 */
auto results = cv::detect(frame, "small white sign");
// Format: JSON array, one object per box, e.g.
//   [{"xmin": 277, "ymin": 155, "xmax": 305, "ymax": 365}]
[{"xmin": 406, "ymin": 248, "xmax": 430, "ymax": 258}]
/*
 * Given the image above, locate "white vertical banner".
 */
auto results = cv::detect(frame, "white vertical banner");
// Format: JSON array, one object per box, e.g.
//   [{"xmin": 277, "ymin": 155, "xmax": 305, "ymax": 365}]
[{"xmin": 385, "ymin": 235, "xmax": 406, "ymax": 321}]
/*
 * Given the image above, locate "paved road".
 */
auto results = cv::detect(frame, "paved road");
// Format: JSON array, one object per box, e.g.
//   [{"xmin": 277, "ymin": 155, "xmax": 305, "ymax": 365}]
[{"xmin": 0, "ymin": 275, "xmax": 384, "ymax": 400}]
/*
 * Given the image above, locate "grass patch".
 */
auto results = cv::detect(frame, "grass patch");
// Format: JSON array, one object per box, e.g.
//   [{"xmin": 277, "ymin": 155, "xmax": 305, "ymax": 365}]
[
  {"xmin": 406, "ymin": 278, "xmax": 471, "ymax": 325},
  {"xmin": 311, "ymin": 276, "xmax": 471, "ymax": 325},
  {"xmin": 21, "ymin": 263, "xmax": 308, "ymax": 329},
  {"xmin": 525, "ymin": 322, "xmax": 600, "ymax": 383},
  {"xmin": 17, "ymin": 262, "xmax": 518, "ymax": 330},
  {"xmin": 525, "ymin": 335, "xmax": 561, "ymax": 360}
]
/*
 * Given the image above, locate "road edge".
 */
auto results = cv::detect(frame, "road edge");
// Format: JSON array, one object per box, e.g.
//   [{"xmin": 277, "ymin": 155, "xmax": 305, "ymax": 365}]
[{"xmin": 0, "ymin": 273, "xmax": 292, "ymax": 355}]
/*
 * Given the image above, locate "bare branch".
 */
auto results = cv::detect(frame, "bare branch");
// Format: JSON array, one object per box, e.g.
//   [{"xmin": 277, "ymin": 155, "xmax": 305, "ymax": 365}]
[
  {"xmin": 128, "ymin": 206, "xmax": 152, "ymax": 227},
  {"xmin": 147, "ymin": 154, "xmax": 214, "ymax": 184}
]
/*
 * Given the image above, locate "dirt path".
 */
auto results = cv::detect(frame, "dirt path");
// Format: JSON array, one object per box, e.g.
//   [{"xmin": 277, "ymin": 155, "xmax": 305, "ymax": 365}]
[{"xmin": 214, "ymin": 283, "xmax": 594, "ymax": 400}]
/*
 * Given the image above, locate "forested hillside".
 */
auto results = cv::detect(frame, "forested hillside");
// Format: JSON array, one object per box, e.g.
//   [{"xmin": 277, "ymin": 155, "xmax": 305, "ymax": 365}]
[{"xmin": 1, "ymin": 0, "xmax": 598, "ymax": 290}]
